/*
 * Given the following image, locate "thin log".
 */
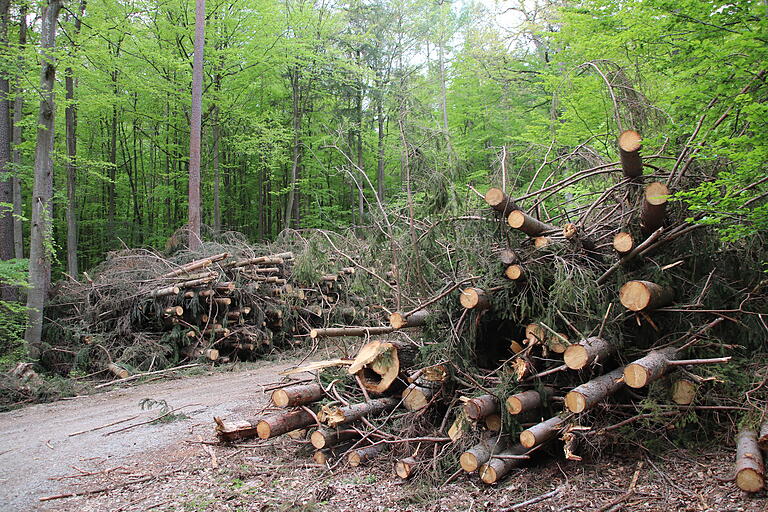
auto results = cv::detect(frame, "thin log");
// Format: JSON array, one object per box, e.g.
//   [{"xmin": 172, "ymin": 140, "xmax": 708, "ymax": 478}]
[
  {"xmin": 389, "ymin": 309, "xmax": 429, "ymax": 329},
  {"xmin": 520, "ymin": 416, "xmax": 565, "ymax": 449},
  {"xmin": 485, "ymin": 187, "xmax": 519, "ymax": 214},
  {"xmin": 507, "ymin": 210, "xmax": 558, "ymax": 236},
  {"xmin": 161, "ymin": 252, "xmax": 229, "ymax": 278},
  {"xmin": 212, "ymin": 297, "xmax": 232, "ymax": 307},
  {"xmin": 736, "ymin": 429, "xmax": 765, "ymax": 493},
  {"xmin": 619, "ymin": 280, "xmax": 674, "ymax": 311},
  {"xmin": 506, "ymin": 389, "xmax": 547, "ymax": 415},
  {"xmin": 758, "ymin": 420, "xmax": 768, "ymax": 451},
  {"xmin": 479, "ymin": 444, "xmax": 528, "ymax": 484},
  {"xmin": 107, "ymin": 363, "xmax": 129, "ymax": 380},
  {"xmin": 177, "ymin": 276, "xmax": 217, "ymax": 289},
  {"xmin": 563, "ymin": 337, "xmax": 616, "ymax": 370},
  {"xmin": 310, "ymin": 427, "xmax": 358, "ymax": 449},
  {"xmin": 460, "ymin": 436, "xmax": 507, "ymax": 472},
  {"xmin": 163, "ymin": 306, "xmax": 183, "ymax": 316},
  {"xmin": 256, "ymin": 408, "xmax": 316, "ymax": 439},
  {"xmin": 464, "ymin": 394, "xmax": 499, "ymax": 420},
  {"xmin": 499, "ymin": 249, "xmax": 520, "ymax": 266},
  {"xmin": 348, "ymin": 443, "xmax": 388, "ymax": 467},
  {"xmin": 271, "ymin": 383, "xmax": 324, "ymax": 408},
  {"xmin": 613, "ymin": 232, "xmax": 634, "ymax": 254},
  {"xmin": 565, "ymin": 367, "xmax": 625, "ymax": 413},
  {"xmin": 395, "ymin": 457, "xmax": 418, "ymax": 479},
  {"xmin": 214, "ymin": 417, "xmax": 260, "ymax": 441},
  {"xmin": 460, "ymin": 287, "xmax": 490, "ymax": 310},
  {"xmin": 618, "ymin": 130, "xmax": 642, "ymax": 178},
  {"xmin": 623, "ymin": 347, "xmax": 679, "ymax": 388},
  {"xmin": 94, "ymin": 363, "xmax": 201, "ymax": 389},
  {"xmin": 402, "ymin": 383, "xmax": 435, "ymax": 411},
  {"xmin": 641, "ymin": 182, "xmax": 670, "ymax": 234},
  {"xmin": 318, "ymin": 397, "xmax": 399, "ymax": 427},
  {"xmin": 596, "ymin": 227, "xmax": 664, "ymax": 285},
  {"xmin": 310, "ymin": 326, "xmax": 395, "ymax": 339},
  {"xmin": 150, "ymin": 285, "xmax": 179, "ymax": 298}
]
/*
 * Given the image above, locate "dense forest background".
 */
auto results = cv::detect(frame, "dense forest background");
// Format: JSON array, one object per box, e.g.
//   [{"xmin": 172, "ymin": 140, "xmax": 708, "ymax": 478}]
[{"xmin": 0, "ymin": 0, "xmax": 765, "ymax": 360}]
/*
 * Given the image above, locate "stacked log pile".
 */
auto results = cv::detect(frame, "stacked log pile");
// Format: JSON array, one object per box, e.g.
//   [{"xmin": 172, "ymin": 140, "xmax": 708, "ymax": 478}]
[{"xmin": 212, "ymin": 130, "xmax": 766, "ymax": 494}]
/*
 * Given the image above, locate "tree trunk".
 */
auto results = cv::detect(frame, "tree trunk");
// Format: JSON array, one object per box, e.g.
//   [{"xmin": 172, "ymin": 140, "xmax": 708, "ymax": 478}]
[
  {"xmin": 612, "ymin": 232, "xmax": 634, "ymax": 254},
  {"xmin": 317, "ymin": 397, "xmax": 399, "ymax": 427},
  {"xmin": 459, "ymin": 287, "xmax": 490, "ymax": 310},
  {"xmin": 461, "ymin": 436, "xmax": 508, "ymax": 472},
  {"xmin": 464, "ymin": 394, "xmax": 499, "ymax": 420},
  {"xmin": 187, "ymin": 0, "xmax": 205, "ymax": 251},
  {"xmin": 623, "ymin": 347, "xmax": 679, "ymax": 388},
  {"xmin": 256, "ymin": 408, "xmax": 316, "ymax": 440},
  {"xmin": 271, "ymin": 383, "xmax": 324, "ymax": 408},
  {"xmin": 563, "ymin": 337, "xmax": 616, "ymax": 370},
  {"xmin": 479, "ymin": 444, "xmax": 528, "ymax": 484},
  {"xmin": 310, "ymin": 427, "xmax": 358, "ymax": 449},
  {"xmin": 389, "ymin": 309, "xmax": 429, "ymax": 329},
  {"xmin": 618, "ymin": 129, "xmax": 642, "ymax": 178},
  {"xmin": 283, "ymin": 67, "xmax": 302, "ymax": 230},
  {"xmin": 507, "ymin": 210, "xmax": 557, "ymax": 236},
  {"xmin": 401, "ymin": 382, "xmax": 435, "ymax": 411},
  {"xmin": 0, "ymin": 0, "xmax": 15, "ymax": 298},
  {"xmin": 11, "ymin": 3, "xmax": 26, "ymax": 260},
  {"xmin": 348, "ymin": 443, "xmax": 387, "ymax": 466},
  {"xmin": 640, "ymin": 182, "xmax": 669, "ymax": 234},
  {"xmin": 376, "ymin": 89, "xmax": 385, "ymax": 203},
  {"xmin": 735, "ymin": 428, "xmax": 764, "ymax": 493},
  {"xmin": 564, "ymin": 367, "xmax": 625, "ymax": 413},
  {"xmin": 484, "ymin": 187, "xmax": 518, "ymax": 214},
  {"xmin": 505, "ymin": 389, "xmax": 547, "ymax": 415},
  {"xmin": 212, "ymin": 102, "xmax": 221, "ymax": 233},
  {"xmin": 309, "ymin": 326, "xmax": 395, "ymax": 339},
  {"xmin": 619, "ymin": 280, "xmax": 674, "ymax": 311},
  {"xmin": 25, "ymin": 0, "xmax": 63, "ymax": 361},
  {"xmin": 520, "ymin": 415, "xmax": 564, "ymax": 448}
]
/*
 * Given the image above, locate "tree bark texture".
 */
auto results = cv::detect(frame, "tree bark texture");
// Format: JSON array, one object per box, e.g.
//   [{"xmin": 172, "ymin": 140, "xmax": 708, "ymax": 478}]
[{"xmin": 187, "ymin": 0, "xmax": 206, "ymax": 251}]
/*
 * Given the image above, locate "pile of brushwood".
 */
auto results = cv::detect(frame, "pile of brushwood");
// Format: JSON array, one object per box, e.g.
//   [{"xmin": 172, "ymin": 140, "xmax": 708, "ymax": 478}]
[
  {"xmin": 38, "ymin": 231, "xmax": 394, "ymax": 380},
  {"xmin": 215, "ymin": 130, "xmax": 768, "ymax": 495}
]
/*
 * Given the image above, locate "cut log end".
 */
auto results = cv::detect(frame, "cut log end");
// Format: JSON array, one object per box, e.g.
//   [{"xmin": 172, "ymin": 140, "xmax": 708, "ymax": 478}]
[
  {"xmin": 389, "ymin": 312, "xmax": 407, "ymax": 329},
  {"xmin": 507, "ymin": 210, "xmax": 526, "ymax": 229},
  {"xmin": 460, "ymin": 452, "xmax": 480, "ymax": 472},
  {"xmin": 272, "ymin": 389, "xmax": 290, "ymax": 408},
  {"xmin": 671, "ymin": 379, "xmax": 697, "ymax": 405},
  {"xmin": 737, "ymin": 468, "xmax": 765, "ymax": 493},
  {"xmin": 485, "ymin": 414, "xmax": 502, "ymax": 432},
  {"xmin": 506, "ymin": 396, "xmax": 523, "ymax": 415},
  {"xmin": 310, "ymin": 430, "xmax": 326, "ymax": 449},
  {"xmin": 402, "ymin": 385, "xmax": 433, "ymax": 411},
  {"xmin": 395, "ymin": 457, "xmax": 416, "ymax": 479},
  {"xmin": 563, "ymin": 344, "xmax": 588, "ymax": 370},
  {"xmin": 484, "ymin": 187, "xmax": 506, "ymax": 208},
  {"xmin": 460, "ymin": 287, "xmax": 489, "ymax": 310},
  {"xmin": 519, "ymin": 430, "xmax": 536, "ymax": 449},
  {"xmin": 645, "ymin": 182, "xmax": 670, "ymax": 206},
  {"xmin": 564, "ymin": 391, "xmax": 587, "ymax": 414},
  {"xmin": 613, "ymin": 232, "xmax": 634, "ymax": 254},
  {"xmin": 256, "ymin": 421, "xmax": 271, "ymax": 440},
  {"xmin": 618, "ymin": 130, "xmax": 642, "ymax": 152},
  {"xmin": 619, "ymin": 280, "xmax": 673, "ymax": 311},
  {"xmin": 534, "ymin": 236, "xmax": 550, "ymax": 249},
  {"xmin": 479, "ymin": 465, "xmax": 499, "ymax": 484},
  {"xmin": 504, "ymin": 264, "xmax": 524, "ymax": 281},
  {"xmin": 624, "ymin": 363, "xmax": 650, "ymax": 389}
]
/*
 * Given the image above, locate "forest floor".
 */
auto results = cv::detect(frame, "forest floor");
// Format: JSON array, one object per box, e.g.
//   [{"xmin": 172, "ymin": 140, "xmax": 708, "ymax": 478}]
[{"xmin": 1, "ymin": 356, "xmax": 765, "ymax": 512}]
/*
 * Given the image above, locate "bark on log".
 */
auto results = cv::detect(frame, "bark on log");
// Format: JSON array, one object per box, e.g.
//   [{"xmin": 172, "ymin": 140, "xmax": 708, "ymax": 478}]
[
  {"xmin": 504, "ymin": 264, "xmax": 525, "ymax": 281},
  {"xmin": 150, "ymin": 286, "xmax": 180, "ymax": 298},
  {"xmin": 310, "ymin": 326, "xmax": 395, "ymax": 339},
  {"xmin": 736, "ymin": 429, "xmax": 765, "ymax": 493},
  {"xmin": 479, "ymin": 444, "xmax": 528, "ymax": 484},
  {"xmin": 256, "ymin": 408, "xmax": 316, "ymax": 439},
  {"xmin": 464, "ymin": 394, "xmax": 499, "ymax": 420},
  {"xmin": 177, "ymin": 276, "xmax": 216, "ymax": 289},
  {"xmin": 671, "ymin": 378, "xmax": 697, "ymax": 405},
  {"xmin": 318, "ymin": 397, "xmax": 399, "ymax": 427},
  {"xmin": 271, "ymin": 383, "xmax": 325, "ymax": 408},
  {"xmin": 641, "ymin": 182, "xmax": 670, "ymax": 234},
  {"xmin": 619, "ymin": 280, "xmax": 674, "ymax": 311},
  {"xmin": 348, "ymin": 443, "xmax": 388, "ymax": 467},
  {"xmin": 565, "ymin": 367, "xmax": 625, "ymax": 413},
  {"xmin": 214, "ymin": 417, "xmax": 260, "ymax": 442},
  {"xmin": 499, "ymin": 249, "xmax": 520, "ymax": 266},
  {"xmin": 460, "ymin": 287, "xmax": 490, "ymax": 310},
  {"xmin": 485, "ymin": 187, "xmax": 519, "ymax": 214},
  {"xmin": 618, "ymin": 130, "xmax": 643, "ymax": 178},
  {"xmin": 506, "ymin": 389, "xmax": 547, "ymax": 415},
  {"xmin": 402, "ymin": 383, "xmax": 435, "ymax": 411},
  {"xmin": 563, "ymin": 337, "xmax": 616, "ymax": 370},
  {"xmin": 613, "ymin": 232, "xmax": 634, "ymax": 254},
  {"xmin": 507, "ymin": 210, "xmax": 558, "ymax": 236},
  {"xmin": 623, "ymin": 347, "xmax": 679, "ymax": 388},
  {"xmin": 389, "ymin": 309, "xmax": 430, "ymax": 329},
  {"xmin": 759, "ymin": 420, "xmax": 768, "ymax": 451},
  {"xmin": 161, "ymin": 252, "xmax": 228, "ymax": 278},
  {"xmin": 107, "ymin": 363, "xmax": 129, "ymax": 379},
  {"xmin": 461, "ymin": 436, "xmax": 508, "ymax": 472},
  {"xmin": 520, "ymin": 416, "xmax": 565, "ymax": 448},
  {"xmin": 395, "ymin": 457, "xmax": 418, "ymax": 479},
  {"xmin": 310, "ymin": 427, "xmax": 358, "ymax": 449}
]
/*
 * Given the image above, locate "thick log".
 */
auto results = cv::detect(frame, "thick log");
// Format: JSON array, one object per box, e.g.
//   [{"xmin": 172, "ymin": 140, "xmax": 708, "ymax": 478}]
[
  {"xmin": 479, "ymin": 444, "xmax": 528, "ymax": 484},
  {"xmin": 318, "ymin": 397, "xmax": 399, "ymax": 427},
  {"xmin": 395, "ymin": 457, "xmax": 418, "ymax": 479},
  {"xmin": 402, "ymin": 383, "xmax": 435, "ymax": 411},
  {"xmin": 389, "ymin": 309, "xmax": 429, "ymax": 329},
  {"xmin": 563, "ymin": 337, "xmax": 616, "ymax": 370},
  {"xmin": 520, "ymin": 416, "xmax": 565, "ymax": 448},
  {"xmin": 565, "ymin": 367, "xmax": 625, "ymax": 413},
  {"xmin": 619, "ymin": 280, "xmax": 674, "ymax": 311},
  {"xmin": 736, "ymin": 429, "xmax": 765, "ymax": 493},
  {"xmin": 461, "ymin": 436, "xmax": 508, "ymax": 472},
  {"xmin": 271, "ymin": 383, "xmax": 324, "ymax": 408},
  {"xmin": 507, "ymin": 210, "xmax": 558, "ymax": 236},
  {"xmin": 499, "ymin": 248, "xmax": 520, "ymax": 266},
  {"xmin": 548, "ymin": 333, "xmax": 569, "ymax": 354},
  {"xmin": 506, "ymin": 389, "xmax": 547, "ymax": 415},
  {"xmin": 161, "ymin": 252, "xmax": 228, "ymax": 278},
  {"xmin": 485, "ymin": 187, "xmax": 519, "ymax": 214},
  {"xmin": 256, "ymin": 408, "xmax": 316, "ymax": 439},
  {"xmin": 613, "ymin": 232, "xmax": 634, "ymax": 254},
  {"xmin": 623, "ymin": 347, "xmax": 679, "ymax": 388},
  {"xmin": 504, "ymin": 264, "xmax": 525, "ymax": 281},
  {"xmin": 309, "ymin": 326, "xmax": 395, "ymax": 339},
  {"xmin": 204, "ymin": 348, "xmax": 219, "ymax": 361},
  {"xmin": 464, "ymin": 395, "xmax": 499, "ymax": 420},
  {"xmin": 214, "ymin": 282, "xmax": 236, "ymax": 293},
  {"xmin": 349, "ymin": 340, "xmax": 415, "ymax": 394},
  {"xmin": 618, "ymin": 130, "xmax": 642, "ymax": 178},
  {"xmin": 214, "ymin": 417, "xmax": 260, "ymax": 442},
  {"xmin": 641, "ymin": 182, "xmax": 670, "ymax": 234},
  {"xmin": 348, "ymin": 443, "xmax": 388, "ymax": 467},
  {"xmin": 310, "ymin": 427, "xmax": 358, "ymax": 449},
  {"xmin": 671, "ymin": 378, "xmax": 697, "ymax": 405},
  {"xmin": 460, "ymin": 287, "xmax": 490, "ymax": 310},
  {"xmin": 226, "ymin": 253, "xmax": 291, "ymax": 268}
]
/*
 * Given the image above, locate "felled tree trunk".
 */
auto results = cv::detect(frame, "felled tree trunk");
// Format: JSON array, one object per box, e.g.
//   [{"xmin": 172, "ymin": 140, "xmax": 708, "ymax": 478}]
[
  {"xmin": 641, "ymin": 182, "xmax": 670, "ymax": 234},
  {"xmin": 618, "ymin": 129, "xmax": 642, "ymax": 178},
  {"xmin": 271, "ymin": 383, "xmax": 324, "ymax": 408},
  {"xmin": 506, "ymin": 389, "xmax": 547, "ymax": 415},
  {"xmin": 563, "ymin": 337, "xmax": 616, "ymax": 370},
  {"xmin": 623, "ymin": 347, "xmax": 678, "ymax": 388},
  {"xmin": 504, "ymin": 264, "xmax": 525, "ymax": 281},
  {"xmin": 565, "ymin": 367, "xmax": 625, "ymax": 413},
  {"xmin": 507, "ymin": 210, "xmax": 557, "ymax": 236},
  {"xmin": 395, "ymin": 456, "xmax": 418, "ymax": 479},
  {"xmin": 484, "ymin": 187, "xmax": 519, "ymax": 214},
  {"xmin": 671, "ymin": 378, "xmax": 697, "ymax": 405},
  {"xmin": 310, "ymin": 427, "xmax": 358, "ymax": 449},
  {"xmin": 520, "ymin": 416, "xmax": 565, "ymax": 448},
  {"xmin": 464, "ymin": 394, "xmax": 499, "ymax": 420},
  {"xmin": 348, "ymin": 340, "xmax": 416, "ymax": 394},
  {"xmin": 309, "ymin": 326, "xmax": 395, "ymax": 339},
  {"xmin": 735, "ymin": 429, "xmax": 765, "ymax": 493},
  {"xmin": 402, "ymin": 382, "xmax": 435, "ymax": 411},
  {"xmin": 460, "ymin": 435, "xmax": 507, "ymax": 472},
  {"xmin": 256, "ymin": 408, "xmax": 316, "ymax": 439},
  {"xmin": 348, "ymin": 443, "xmax": 388, "ymax": 466},
  {"xmin": 479, "ymin": 444, "xmax": 528, "ymax": 484},
  {"xmin": 161, "ymin": 252, "xmax": 228, "ymax": 278},
  {"xmin": 459, "ymin": 287, "xmax": 490, "ymax": 310},
  {"xmin": 619, "ymin": 280, "xmax": 674, "ymax": 311},
  {"xmin": 214, "ymin": 417, "xmax": 260, "ymax": 441},
  {"xmin": 318, "ymin": 397, "xmax": 399, "ymax": 427},
  {"xmin": 389, "ymin": 309, "xmax": 429, "ymax": 329}
]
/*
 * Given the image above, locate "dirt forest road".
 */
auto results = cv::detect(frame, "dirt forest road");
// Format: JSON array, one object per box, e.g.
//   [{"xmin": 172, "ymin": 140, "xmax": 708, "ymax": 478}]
[{"xmin": 0, "ymin": 359, "xmax": 296, "ymax": 511}]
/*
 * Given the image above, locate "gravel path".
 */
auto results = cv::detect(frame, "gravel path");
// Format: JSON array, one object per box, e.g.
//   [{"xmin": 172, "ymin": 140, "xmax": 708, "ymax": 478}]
[{"xmin": 0, "ymin": 360, "xmax": 296, "ymax": 511}]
